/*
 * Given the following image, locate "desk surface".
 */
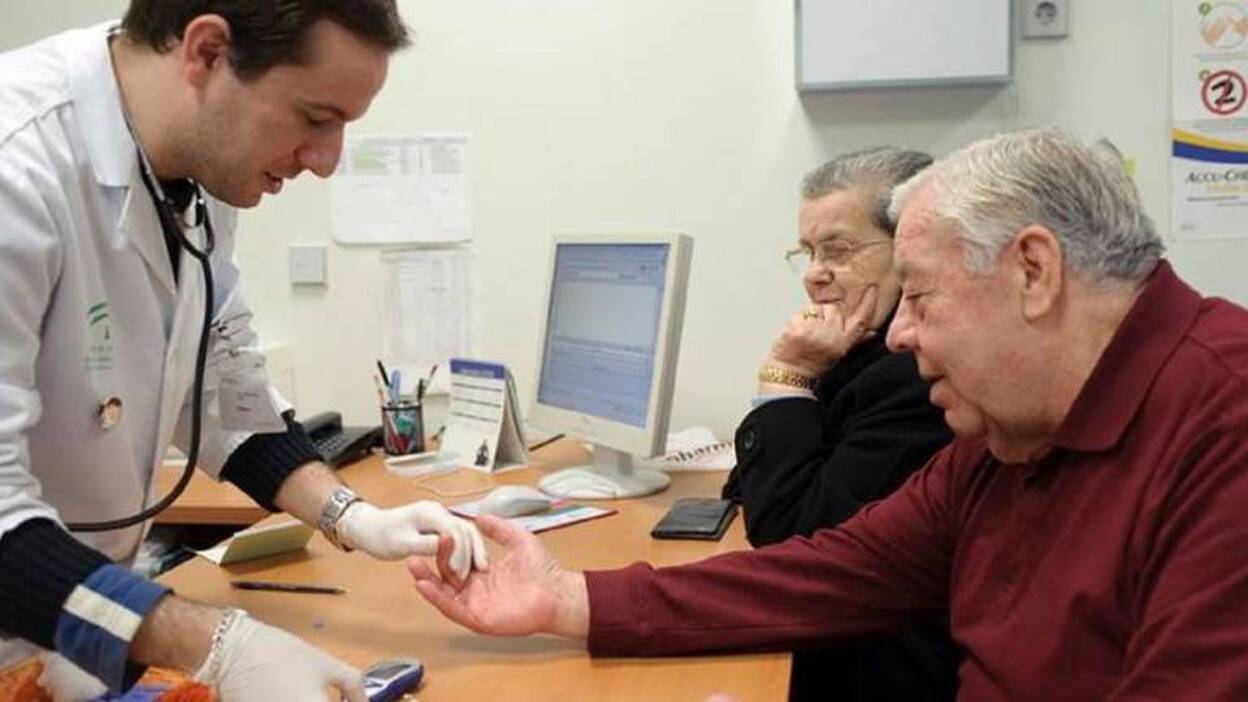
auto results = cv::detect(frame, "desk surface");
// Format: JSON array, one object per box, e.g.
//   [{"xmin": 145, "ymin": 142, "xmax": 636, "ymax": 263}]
[
  {"xmin": 153, "ymin": 463, "xmax": 268, "ymax": 526},
  {"xmin": 158, "ymin": 444, "xmax": 790, "ymax": 700}
]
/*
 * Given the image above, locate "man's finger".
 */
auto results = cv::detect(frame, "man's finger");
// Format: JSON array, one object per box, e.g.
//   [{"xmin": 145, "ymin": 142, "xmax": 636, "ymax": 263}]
[
  {"xmin": 468, "ymin": 523, "xmax": 489, "ymax": 571},
  {"xmin": 475, "ymin": 514, "xmax": 530, "ymax": 547},
  {"xmin": 406, "ymin": 557, "xmax": 438, "ymax": 582},
  {"xmin": 435, "ymin": 533, "xmax": 464, "ymax": 589},
  {"xmin": 448, "ymin": 536, "xmax": 470, "ymax": 582}
]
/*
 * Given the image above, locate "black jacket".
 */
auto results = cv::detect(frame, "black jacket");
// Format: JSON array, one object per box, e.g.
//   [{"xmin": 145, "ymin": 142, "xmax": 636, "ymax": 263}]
[{"xmin": 723, "ymin": 336, "xmax": 959, "ymax": 701}]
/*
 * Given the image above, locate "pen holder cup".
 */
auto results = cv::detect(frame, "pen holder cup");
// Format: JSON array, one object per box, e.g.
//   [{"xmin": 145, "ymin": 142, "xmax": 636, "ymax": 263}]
[{"xmin": 381, "ymin": 402, "xmax": 424, "ymax": 456}]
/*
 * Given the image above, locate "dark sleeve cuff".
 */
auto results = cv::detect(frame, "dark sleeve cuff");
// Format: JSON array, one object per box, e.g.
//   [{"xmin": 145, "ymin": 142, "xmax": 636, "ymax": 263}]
[
  {"xmin": 221, "ymin": 410, "xmax": 322, "ymax": 512},
  {"xmin": 0, "ymin": 519, "xmax": 168, "ymax": 692},
  {"xmin": 0, "ymin": 518, "xmax": 109, "ymax": 649}
]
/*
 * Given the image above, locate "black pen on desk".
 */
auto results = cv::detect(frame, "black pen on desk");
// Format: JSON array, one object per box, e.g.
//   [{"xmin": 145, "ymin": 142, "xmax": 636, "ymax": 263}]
[
  {"xmin": 417, "ymin": 363, "xmax": 437, "ymax": 403},
  {"xmin": 231, "ymin": 580, "xmax": 346, "ymax": 595},
  {"xmin": 527, "ymin": 433, "xmax": 565, "ymax": 452}
]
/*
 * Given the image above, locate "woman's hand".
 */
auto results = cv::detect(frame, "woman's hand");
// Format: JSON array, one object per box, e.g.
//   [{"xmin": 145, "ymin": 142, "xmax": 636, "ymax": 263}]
[{"xmin": 768, "ymin": 286, "xmax": 878, "ymax": 377}]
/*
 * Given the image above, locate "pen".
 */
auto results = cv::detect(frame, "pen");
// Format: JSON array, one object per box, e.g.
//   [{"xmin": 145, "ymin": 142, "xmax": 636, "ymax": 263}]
[
  {"xmin": 414, "ymin": 364, "xmax": 437, "ymax": 404},
  {"xmin": 376, "ymin": 360, "xmax": 391, "ymax": 387},
  {"xmin": 527, "ymin": 433, "xmax": 565, "ymax": 452},
  {"xmin": 390, "ymin": 369, "xmax": 402, "ymax": 404},
  {"xmin": 232, "ymin": 580, "xmax": 346, "ymax": 595},
  {"xmin": 372, "ymin": 372, "xmax": 389, "ymax": 407}
]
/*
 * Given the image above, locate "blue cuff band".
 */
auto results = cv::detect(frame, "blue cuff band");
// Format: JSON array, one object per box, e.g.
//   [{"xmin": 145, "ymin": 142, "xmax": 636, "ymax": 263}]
[{"xmin": 53, "ymin": 563, "xmax": 170, "ymax": 692}]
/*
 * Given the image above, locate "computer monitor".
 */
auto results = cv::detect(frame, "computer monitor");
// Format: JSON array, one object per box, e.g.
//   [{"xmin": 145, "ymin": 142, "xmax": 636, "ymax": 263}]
[{"xmin": 529, "ymin": 233, "xmax": 693, "ymax": 499}]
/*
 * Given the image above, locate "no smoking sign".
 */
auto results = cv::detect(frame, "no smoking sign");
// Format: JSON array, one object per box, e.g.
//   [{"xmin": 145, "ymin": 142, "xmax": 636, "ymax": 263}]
[{"xmin": 1201, "ymin": 69, "xmax": 1247, "ymax": 115}]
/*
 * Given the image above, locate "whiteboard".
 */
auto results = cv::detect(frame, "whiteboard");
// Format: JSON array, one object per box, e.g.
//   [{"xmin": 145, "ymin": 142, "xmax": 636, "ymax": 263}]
[{"xmin": 796, "ymin": 0, "xmax": 1012, "ymax": 91}]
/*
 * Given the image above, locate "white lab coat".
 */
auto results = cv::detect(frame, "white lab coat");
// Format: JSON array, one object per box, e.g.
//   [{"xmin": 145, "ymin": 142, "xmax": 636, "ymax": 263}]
[{"xmin": 0, "ymin": 23, "xmax": 286, "ymax": 667}]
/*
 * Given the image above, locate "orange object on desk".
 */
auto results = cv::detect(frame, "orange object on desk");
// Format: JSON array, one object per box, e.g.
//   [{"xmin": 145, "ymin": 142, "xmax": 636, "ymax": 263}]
[{"xmin": 0, "ymin": 658, "xmax": 214, "ymax": 702}]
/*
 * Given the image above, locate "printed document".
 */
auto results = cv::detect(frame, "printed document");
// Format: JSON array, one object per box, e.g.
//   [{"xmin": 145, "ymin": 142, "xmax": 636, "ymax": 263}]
[{"xmin": 331, "ymin": 134, "xmax": 471, "ymax": 244}]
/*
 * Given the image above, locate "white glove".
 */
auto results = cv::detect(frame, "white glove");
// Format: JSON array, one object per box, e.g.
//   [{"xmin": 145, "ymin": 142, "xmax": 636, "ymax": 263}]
[
  {"xmin": 37, "ymin": 652, "xmax": 107, "ymax": 702},
  {"xmin": 336, "ymin": 501, "xmax": 488, "ymax": 580},
  {"xmin": 195, "ymin": 610, "xmax": 364, "ymax": 702}
]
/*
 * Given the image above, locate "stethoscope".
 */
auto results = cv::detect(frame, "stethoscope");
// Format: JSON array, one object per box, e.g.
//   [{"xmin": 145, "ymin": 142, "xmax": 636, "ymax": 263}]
[{"xmin": 66, "ymin": 55, "xmax": 216, "ymax": 531}]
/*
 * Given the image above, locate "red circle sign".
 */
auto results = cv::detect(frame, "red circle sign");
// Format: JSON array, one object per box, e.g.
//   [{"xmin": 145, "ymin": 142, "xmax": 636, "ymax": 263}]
[{"xmin": 1202, "ymin": 69, "xmax": 1247, "ymax": 115}]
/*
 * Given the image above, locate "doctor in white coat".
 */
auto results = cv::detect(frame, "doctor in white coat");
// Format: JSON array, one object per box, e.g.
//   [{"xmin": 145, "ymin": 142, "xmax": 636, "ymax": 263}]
[{"xmin": 0, "ymin": 2, "xmax": 486, "ymax": 700}]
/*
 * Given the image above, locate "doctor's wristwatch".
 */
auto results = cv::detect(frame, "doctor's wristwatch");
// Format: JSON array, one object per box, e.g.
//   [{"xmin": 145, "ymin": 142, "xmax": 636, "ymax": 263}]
[{"xmin": 318, "ymin": 486, "xmax": 362, "ymax": 551}]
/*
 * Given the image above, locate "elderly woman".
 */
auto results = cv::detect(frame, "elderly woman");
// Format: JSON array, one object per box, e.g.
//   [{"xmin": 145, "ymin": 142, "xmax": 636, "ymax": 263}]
[{"xmin": 722, "ymin": 148, "xmax": 956, "ymax": 701}]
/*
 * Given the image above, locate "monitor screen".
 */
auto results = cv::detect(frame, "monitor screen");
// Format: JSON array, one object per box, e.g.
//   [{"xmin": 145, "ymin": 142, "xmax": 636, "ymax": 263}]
[{"xmin": 536, "ymin": 243, "xmax": 669, "ymax": 428}]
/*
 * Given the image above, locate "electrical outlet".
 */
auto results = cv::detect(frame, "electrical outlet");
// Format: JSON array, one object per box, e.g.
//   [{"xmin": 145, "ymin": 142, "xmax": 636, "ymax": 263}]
[{"xmin": 1021, "ymin": 0, "xmax": 1069, "ymax": 39}]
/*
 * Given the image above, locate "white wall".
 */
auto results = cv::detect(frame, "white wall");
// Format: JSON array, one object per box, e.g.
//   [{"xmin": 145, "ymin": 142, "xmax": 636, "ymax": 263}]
[{"xmin": 2, "ymin": 1, "xmax": 1240, "ymax": 440}]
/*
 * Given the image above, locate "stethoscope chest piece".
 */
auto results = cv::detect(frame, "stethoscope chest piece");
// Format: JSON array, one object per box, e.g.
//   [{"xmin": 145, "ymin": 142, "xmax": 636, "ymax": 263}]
[{"xmin": 96, "ymin": 395, "xmax": 124, "ymax": 430}]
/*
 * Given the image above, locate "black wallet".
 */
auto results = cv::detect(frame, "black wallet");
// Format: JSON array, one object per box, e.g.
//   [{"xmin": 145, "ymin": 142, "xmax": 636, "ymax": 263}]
[{"xmin": 651, "ymin": 498, "xmax": 739, "ymax": 541}]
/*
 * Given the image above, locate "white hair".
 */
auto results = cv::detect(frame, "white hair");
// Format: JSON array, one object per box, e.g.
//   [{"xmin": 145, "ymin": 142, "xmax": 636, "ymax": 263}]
[
  {"xmin": 802, "ymin": 147, "xmax": 932, "ymax": 234},
  {"xmin": 889, "ymin": 128, "xmax": 1164, "ymax": 281}
]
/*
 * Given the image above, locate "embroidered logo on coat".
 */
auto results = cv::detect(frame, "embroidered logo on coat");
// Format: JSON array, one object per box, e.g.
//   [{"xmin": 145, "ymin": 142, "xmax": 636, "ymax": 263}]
[{"xmin": 86, "ymin": 302, "xmax": 116, "ymax": 371}]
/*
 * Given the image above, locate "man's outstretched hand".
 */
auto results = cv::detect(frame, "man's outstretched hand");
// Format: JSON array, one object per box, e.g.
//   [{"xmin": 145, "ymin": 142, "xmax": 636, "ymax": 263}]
[{"xmin": 408, "ymin": 515, "xmax": 589, "ymax": 639}]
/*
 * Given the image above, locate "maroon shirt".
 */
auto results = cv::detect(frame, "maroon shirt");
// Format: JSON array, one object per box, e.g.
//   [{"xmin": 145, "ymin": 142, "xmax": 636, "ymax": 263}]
[{"xmin": 586, "ymin": 262, "xmax": 1248, "ymax": 700}]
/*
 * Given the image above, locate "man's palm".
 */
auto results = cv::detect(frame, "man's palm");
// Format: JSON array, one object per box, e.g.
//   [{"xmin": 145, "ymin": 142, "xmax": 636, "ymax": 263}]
[{"xmin": 409, "ymin": 515, "xmax": 563, "ymax": 636}]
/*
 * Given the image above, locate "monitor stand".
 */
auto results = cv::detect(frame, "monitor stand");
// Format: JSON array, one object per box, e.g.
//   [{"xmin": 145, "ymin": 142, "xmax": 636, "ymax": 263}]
[{"xmin": 538, "ymin": 444, "xmax": 671, "ymax": 500}]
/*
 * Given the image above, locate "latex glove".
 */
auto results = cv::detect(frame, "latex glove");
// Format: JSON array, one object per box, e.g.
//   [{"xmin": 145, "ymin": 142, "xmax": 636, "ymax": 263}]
[
  {"xmin": 37, "ymin": 652, "xmax": 107, "ymax": 702},
  {"xmin": 336, "ymin": 501, "xmax": 488, "ymax": 581},
  {"xmin": 196, "ymin": 611, "xmax": 365, "ymax": 702},
  {"xmin": 769, "ymin": 285, "xmax": 879, "ymax": 377}
]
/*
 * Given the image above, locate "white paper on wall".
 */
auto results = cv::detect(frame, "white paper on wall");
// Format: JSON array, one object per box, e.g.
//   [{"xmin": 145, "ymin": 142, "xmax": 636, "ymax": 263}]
[
  {"xmin": 380, "ymin": 247, "xmax": 480, "ymax": 377},
  {"xmin": 332, "ymin": 134, "xmax": 472, "ymax": 244}
]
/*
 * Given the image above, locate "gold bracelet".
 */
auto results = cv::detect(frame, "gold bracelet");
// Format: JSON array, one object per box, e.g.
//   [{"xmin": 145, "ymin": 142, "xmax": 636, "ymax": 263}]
[{"xmin": 758, "ymin": 363, "xmax": 817, "ymax": 390}]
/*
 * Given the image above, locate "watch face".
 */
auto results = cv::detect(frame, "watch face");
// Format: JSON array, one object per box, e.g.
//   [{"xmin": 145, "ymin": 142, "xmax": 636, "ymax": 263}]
[{"xmin": 319, "ymin": 487, "xmax": 360, "ymax": 549}]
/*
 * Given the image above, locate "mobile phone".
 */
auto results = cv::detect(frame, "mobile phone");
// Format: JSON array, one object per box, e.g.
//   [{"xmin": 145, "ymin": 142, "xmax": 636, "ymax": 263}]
[
  {"xmin": 651, "ymin": 498, "xmax": 739, "ymax": 541},
  {"xmin": 363, "ymin": 657, "xmax": 424, "ymax": 702}
]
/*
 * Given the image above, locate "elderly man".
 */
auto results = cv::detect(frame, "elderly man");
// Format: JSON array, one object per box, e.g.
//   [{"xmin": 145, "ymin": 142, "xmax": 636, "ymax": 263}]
[{"xmin": 411, "ymin": 128, "xmax": 1248, "ymax": 700}]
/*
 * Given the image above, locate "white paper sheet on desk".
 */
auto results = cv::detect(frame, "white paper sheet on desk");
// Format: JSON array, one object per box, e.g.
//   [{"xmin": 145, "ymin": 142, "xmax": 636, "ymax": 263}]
[
  {"xmin": 451, "ymin": 499, "xmax": 614, "ymax": 533},
  {"xmin": 381, "ymin": 248, "xmax": 479, "ymax": 372},
  {"xmin": 331, "ymin": 134, "xmax": 472, "ymax": 244},
  {"xmin": 657, "ymin": 426, "xmax": 736, "ymax": 471}
]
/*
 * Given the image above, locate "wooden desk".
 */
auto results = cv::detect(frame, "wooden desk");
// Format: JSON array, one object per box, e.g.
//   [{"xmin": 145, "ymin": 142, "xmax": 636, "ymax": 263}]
[
  {"xmin": 159, "ymin": 443, "xmax": 790, "ymax": 700},
  {"xmin": 153, "ymin": 464, "xmax": 269, "ymax": 526}
]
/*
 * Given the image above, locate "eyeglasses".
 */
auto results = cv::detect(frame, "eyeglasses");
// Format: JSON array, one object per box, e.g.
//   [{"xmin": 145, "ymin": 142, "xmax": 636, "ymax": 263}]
[{"xmin": 784, "ymin": 238, "xmax": 890, "ymax": 275}]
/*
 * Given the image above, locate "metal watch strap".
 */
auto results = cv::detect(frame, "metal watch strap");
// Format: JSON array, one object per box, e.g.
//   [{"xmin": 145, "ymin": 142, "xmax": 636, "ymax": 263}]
[
  {"xmin": 317, "ymin": 486, "xmax": 361, "ymax": 551},
  {"xmin": 758, "ymin": 363, "xmax": 818, "ymax": 390}
]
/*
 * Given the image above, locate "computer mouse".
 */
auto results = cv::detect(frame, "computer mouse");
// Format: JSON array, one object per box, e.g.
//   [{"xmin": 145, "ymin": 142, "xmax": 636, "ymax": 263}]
[{"xmin": 478, "ymin": 485, "xmax": 555, "ymax": 518}]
